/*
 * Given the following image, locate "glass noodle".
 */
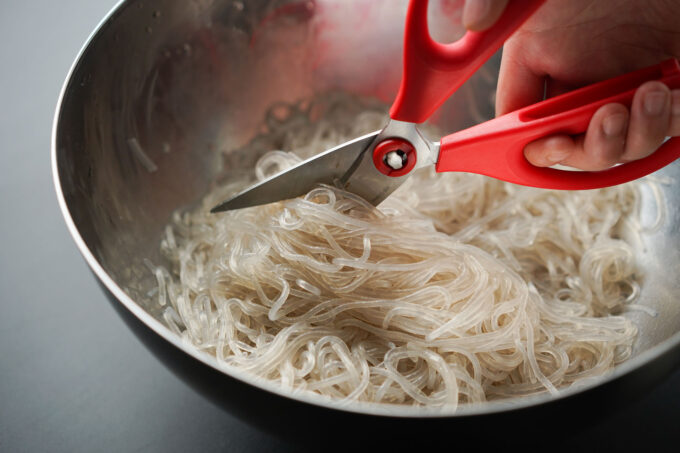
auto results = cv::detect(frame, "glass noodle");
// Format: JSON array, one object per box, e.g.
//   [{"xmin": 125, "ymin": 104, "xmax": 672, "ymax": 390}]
[{"xmin": 155, "ymin": 96, "xmax": 654, "ymax": 408}]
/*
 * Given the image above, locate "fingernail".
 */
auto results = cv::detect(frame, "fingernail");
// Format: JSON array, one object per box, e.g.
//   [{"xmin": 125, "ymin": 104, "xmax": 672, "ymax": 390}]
[
  {"xmin": 463, "ymin": 0, "xmax": 490, "ymax": 29},
  {"xmin": 602, "ymin": 113, "xmax": 627, "ymax": 137},
  {"xmin": 643, "ymin": 90, "xmax": 668, "ymax": 116}
]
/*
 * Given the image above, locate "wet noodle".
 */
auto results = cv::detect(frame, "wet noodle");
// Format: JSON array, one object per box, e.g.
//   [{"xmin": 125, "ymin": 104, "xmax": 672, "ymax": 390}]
[{"xmin": 156, "ymin": 100, "xmax": 648, "ymax": 408}]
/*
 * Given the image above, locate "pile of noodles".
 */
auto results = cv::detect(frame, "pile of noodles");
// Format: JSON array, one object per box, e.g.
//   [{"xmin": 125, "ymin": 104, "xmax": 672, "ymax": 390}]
[{"xmin": 154, "ymin": 98, "xmax": 650, "ymax": 408}]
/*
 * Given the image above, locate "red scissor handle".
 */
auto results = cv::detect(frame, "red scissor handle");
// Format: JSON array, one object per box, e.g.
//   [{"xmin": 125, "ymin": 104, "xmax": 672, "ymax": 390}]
[
  {"xmin": 389, "ymin": 0, "xmax": 546, "ymax": 123},
  {"xmin": 437, "ymin": 59, "xmax": 680, "ymax": 189}
]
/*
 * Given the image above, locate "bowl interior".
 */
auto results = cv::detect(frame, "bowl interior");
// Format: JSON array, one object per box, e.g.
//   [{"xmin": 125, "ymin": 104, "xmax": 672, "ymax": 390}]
[{"xmin": 54, "ymin": 0, "xmax": 680, "ymax": 415}]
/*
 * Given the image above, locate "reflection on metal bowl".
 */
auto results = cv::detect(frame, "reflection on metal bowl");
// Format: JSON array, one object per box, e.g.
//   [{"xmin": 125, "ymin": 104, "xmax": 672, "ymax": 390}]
[{"xmin": 52, "ymin": 0, "xmax": 680, "ymax": 447}]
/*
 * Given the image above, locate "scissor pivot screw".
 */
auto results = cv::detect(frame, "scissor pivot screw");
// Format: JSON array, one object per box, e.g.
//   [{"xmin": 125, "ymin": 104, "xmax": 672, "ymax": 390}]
[
  {"xmin": 372, "ymin": 138, "xmax": 417, "ymax": 177},
  {"xmin": 385, "ymin": 150, "xmax": 407, "ymax": 170}
]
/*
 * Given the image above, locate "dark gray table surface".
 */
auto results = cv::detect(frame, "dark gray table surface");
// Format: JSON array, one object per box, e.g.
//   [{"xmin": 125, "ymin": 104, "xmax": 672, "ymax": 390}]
[{"xmin": 1, "ymin": 0, "xmax": 679, "ymax": 451}]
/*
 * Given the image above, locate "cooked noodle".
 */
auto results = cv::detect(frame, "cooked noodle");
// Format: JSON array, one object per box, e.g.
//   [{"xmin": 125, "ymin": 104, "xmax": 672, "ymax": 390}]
[{"xmin": 155, "ymin": 97, "xmax": 650, "ymax": 408}]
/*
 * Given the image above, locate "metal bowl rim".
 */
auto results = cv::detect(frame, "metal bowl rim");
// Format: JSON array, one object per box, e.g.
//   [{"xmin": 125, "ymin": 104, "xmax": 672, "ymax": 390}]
[{"xmin": 51, "ymin": 0, "xmax": 680, "ymax": 418}]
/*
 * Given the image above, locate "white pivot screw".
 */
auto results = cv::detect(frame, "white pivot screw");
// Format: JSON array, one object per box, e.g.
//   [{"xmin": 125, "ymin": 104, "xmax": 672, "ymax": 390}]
[{"xmin": 384, "ymin": 150, "xmax": 407, "ymax": 170}]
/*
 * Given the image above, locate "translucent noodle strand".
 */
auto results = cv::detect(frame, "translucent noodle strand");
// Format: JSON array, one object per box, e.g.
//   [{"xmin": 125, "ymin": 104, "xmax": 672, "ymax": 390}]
[{"xmin": 155, "ymin": 97, "xmax": 651, "ymax": 408}]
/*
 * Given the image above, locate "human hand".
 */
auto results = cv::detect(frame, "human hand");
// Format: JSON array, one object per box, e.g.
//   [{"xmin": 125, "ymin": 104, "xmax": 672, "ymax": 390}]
[{"xmin": 463, "ymin": 0, "xmax": 680, "ymax": 171}]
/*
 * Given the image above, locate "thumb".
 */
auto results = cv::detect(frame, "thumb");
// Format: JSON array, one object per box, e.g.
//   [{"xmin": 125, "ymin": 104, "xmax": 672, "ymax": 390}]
[
  {"xmin": 463, "ymin": 0, "xmax": 509, "ymax": 31},
  {"xmin": 495, "ymin": 43, "xmax": 545, "ymax": 115}
]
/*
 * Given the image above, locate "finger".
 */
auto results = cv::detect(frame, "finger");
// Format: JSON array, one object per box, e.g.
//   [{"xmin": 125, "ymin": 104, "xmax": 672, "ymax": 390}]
[
  {"xmin": 670, "ymin": 89, "xmax": 680, "ymax": 136},
  {"xmin": 545, "ymin": 79, "xmax": 579, "ymax": 99},
  {"xmin": 496, "ymin": 48, "xmax": 545, "ymax": 115},
  {"xmin": 463, "ymin": 0, "xmax": 509, "ymax": 31},
  {"xmin": 560, "ymin": 103, "xmax": 630, "ymax": 170},
  {"xmin": 622, "ymin": 81, "xmax": 671, "ymax": 161},
  {"xmin": 524, "ymin": 135, "xmax": 579, "ymax": 167},
  {"xmin": 524, "ymin": 104, "xmax": 630, "ymax": 171}
]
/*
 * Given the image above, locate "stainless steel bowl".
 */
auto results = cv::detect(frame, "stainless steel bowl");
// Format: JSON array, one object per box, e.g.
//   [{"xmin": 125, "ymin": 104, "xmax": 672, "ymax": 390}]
[{"xmin": 53, "ymin": 0, "xmax": 680, "ymax": 446}]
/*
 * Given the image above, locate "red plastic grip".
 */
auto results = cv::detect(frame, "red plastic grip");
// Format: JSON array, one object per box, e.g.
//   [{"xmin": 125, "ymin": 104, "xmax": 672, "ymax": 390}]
[
  {"xmin": 437, "ymin": 59, "xmax": 680, "ymax": 189},
  {"xmin": 389, "ymin": 0, "xmax": 546, "ymax": 123}
]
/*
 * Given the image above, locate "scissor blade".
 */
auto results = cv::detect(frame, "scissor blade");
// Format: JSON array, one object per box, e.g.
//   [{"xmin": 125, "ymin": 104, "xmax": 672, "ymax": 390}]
[{"xmin": 210, "ymin": 131, "xmax": 379, "ymax": 213}]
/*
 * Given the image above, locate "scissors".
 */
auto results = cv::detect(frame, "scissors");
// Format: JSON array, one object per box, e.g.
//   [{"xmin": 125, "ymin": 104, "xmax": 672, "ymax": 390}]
[{"xmin": 212, "ymin": 0, "xmax": 680, "ymax": 213}]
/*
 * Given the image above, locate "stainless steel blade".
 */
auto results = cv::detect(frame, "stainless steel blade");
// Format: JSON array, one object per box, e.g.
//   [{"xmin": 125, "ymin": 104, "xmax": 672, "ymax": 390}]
[{"xmin": 210, "ymin": 131, "xmax": 379, "ymax": 212}]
